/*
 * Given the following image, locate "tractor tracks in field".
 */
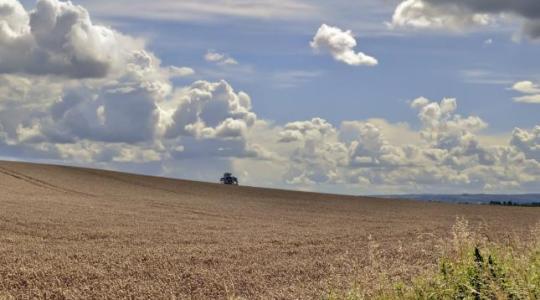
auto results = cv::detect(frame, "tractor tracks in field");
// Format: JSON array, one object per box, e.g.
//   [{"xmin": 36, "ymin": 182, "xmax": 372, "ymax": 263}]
[
  {"xmin": 81, "ymin": 169, "xmax": 190, "ymax": 197},
  {"xmin": 0, "ymin": 166, "xmax": 94, "ymax": 197}
]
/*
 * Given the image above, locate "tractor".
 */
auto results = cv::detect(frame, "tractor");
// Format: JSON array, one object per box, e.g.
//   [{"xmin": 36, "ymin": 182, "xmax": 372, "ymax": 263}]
[{"xmin": 220, "ymin": 172, "xmax": 238, "ymax": 185}]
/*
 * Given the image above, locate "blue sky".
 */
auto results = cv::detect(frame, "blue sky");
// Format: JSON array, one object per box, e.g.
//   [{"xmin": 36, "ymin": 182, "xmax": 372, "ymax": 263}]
[
  {"xmin": 71, "ymin": 2, "xmax": 539, "ymax": 132},
  {"xmin": 2, "ymin": 0, "xmax": 540, "ymax": 194}
]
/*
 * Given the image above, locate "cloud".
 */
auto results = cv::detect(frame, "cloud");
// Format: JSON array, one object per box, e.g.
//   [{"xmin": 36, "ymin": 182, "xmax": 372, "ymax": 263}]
[
  {"xmin": 391, "ymin": 0, "xmax": 491, "ymax": 31},
  {"xmin": 164, "ymin": 80, "xmax": 256, "ymax": 140},
  {"xmin": 511, "ymin": 126, "xmax": 540, "ymax": 162},
  {"xmin": 204, "ymin": 50, "xmax": 238, "ymax": 66},
  {"xmin": 391, "ymin": 0, "xmax": 540, "ymax": 39},
  {"xmin": 512, "ymin": 80, "xmax": 540, "ymax": 104},
  {"xmin": 279, "ymin": 118, "xmax": 348, "ymax": 185},
  {"xmin": 0, "ymin": 3, "xmax": 200, "ymax": 178},
  {"xmin": 514, "ymin": 95, "xmax": 540, "ymax": 104},
  {"xmin": 167, "ymin": 66, "xmax": 195, "ymax": 77},
  {"xmin": 47, "ymin": 84, "xmax": 160, "ymax": 144},
  {"xmin": 278, "ymin": 118, "xmax": 335, "ymax": 143},
  {"xmin": 0, "ymin": 0, "xmax": 539, "ymax": 193},
  {"xmin": 512, "ymin": 81, "xmax": 540, "ymax": 94},
  {"xmin": 340, "ymin": 121, "xmax": 408, "ymax": 168},
  {"xmin": 271, "ymin": 70, "xmax": 323, "ymax": 89},
  {"xmin": 277, "ymin": 117, "xmax": 410, "ymax": 186},
  {"xmin": 0, "ymin": 0, "xmax": 145, "ymax": 78},
  {"xmin": 40, "ymin": 49, "xmax": 176, "ymax": 144},
  {"xmin": 76, "ymin": 0, "xmax": 319, "ymax": 22},
  {"xmin": 263, "ymin": 96, "xmax": 540, "ymax": 192},
  {"xmin": 411, "ymin": 97, "xmax": 488, "ymax": 148},
  {"xmin": 310, "ymin": 24, "xmax": 378, "ymax": 67},
  {"xmin": 0, "ymin": 1, "xmax": 268, "ymax": 174},
  {"xmin": 460, "ymin": 69, "xmax": 516, "ymax": 86}
]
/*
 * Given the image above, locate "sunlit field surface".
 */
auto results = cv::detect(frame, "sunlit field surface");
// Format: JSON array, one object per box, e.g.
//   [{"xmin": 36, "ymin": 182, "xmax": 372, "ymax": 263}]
[{"xmin": 1, "ymin": 161, "xmax": 539, "ymax": 299}]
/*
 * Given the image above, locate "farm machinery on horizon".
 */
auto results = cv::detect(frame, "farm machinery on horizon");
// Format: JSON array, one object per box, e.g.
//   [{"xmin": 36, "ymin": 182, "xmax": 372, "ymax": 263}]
[{"xmin": 220, "ymin": 172, "xmax": 238, "ymax": 185}]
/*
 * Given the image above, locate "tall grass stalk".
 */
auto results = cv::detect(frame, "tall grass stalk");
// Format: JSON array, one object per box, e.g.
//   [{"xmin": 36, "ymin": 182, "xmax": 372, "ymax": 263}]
[{"xmin": 332, "ymin": 218, "xmax": 540, "ymax": 300}]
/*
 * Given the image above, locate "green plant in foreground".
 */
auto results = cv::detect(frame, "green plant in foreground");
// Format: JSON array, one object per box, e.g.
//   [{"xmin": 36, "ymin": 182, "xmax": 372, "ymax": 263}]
[
  {"xmin": 396, "ymin": 223, "xmax": 540, "ymax": 299},
  {"xmin": 335, "ymin": 219, "xmax": 540, "ymax": 300}
]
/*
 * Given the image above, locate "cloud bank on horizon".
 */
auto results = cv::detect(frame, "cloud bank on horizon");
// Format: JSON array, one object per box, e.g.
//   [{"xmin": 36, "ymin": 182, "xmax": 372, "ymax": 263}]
[{"xmin": 0, "ymin": 0, "xmax": 539, "ymax": 194}]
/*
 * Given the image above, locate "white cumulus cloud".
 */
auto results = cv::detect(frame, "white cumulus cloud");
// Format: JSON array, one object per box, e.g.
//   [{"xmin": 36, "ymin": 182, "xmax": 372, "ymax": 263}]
[
  {"xmin": 164, "ymin": 80, "xmax": 256, "ymax": 140},
  {"xmin": 0, "ymin": 0, "xmax": 539, "ymax": 194},
  {"xmin": 512, "ymin": 81, "xmax": 540, "ymax": 94},
  {"xmin": 512, "ymin": 81, "xmax": 540, "ymax": 104},
  {"xmin": 391, "ymin": 0, "xmax": 491, "ymax": 31},
  {"xmin": 266, "ymin": 96, "xmax": 540, "ymax": 193},
  {"xmin": 310, "ymin": 24, "xmax": 378, "ymax": 67},
  {"xmin": 0, "ymin": 0, "xmax": 144, "ymax": 78},
  {"xmin": 512, "ymin": 126, "xmax": 540, "ymax": 162}
]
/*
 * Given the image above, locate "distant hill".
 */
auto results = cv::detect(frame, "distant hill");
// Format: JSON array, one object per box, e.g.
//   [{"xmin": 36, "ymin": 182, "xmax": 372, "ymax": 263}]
[{"xmin": 379, "ymin": 194, "xmax": 540, "ymax": 205}]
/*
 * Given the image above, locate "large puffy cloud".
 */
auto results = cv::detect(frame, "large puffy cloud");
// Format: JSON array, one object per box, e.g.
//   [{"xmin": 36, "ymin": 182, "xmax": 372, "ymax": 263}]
[
  {"xmin": 310, "ymin": 24, "xmax": 378, "ymax": 67},
  {"xmin": 511, "ymin": 126, "xmax": 540, "ymax": 162},
  {"xmin": 0, "ymin": 1, "xmax": 260, "ymax": 172},
  {"xmin": 391, "ymin": 0, "xmax": 540, "ymax": 39},
  {"xmin": 156, "ymin": 80, "xmax": 270, "ymax": 163},
  {"xmin": 270, "ymin": 97, "xmax": 540, "ymax": 192},
  {"xmin": 278, "ymin": 118, "xmax": 347, "ymax": 185},
  {"xmin": 35, "ymin": 50, "xmax": 171, "ymax": 143},
  {"xmin": 391, "ymin": 0, "xmax": 491, "ymax": 30},
  {"xmin": 164, "ymin": 80, "xmax": 256, "ymax": 140},
  {"xmin": 278, "ymin": 118, "xmax": 335, "ymax": 143},
  {"xmin": 277, "ymin": 117, "xmax": 413, "ymax": 187},
  {"xmin": 47, "ymin": 84, "xmax": 160, "ymax": 143},
  {"xmin": 340, "ymin": 122, "xmax": 409, "ymax": 169},
  {"xmin": 0, "ymin": 0, "xmax": 539, "ymax": 194},
  {"xmin": 409, "ymin": 97, "xmax": 497, "ymax": 169},
  {"xmin": 278, "ymin": 117, "xmax": 412, "ymax": 186},
  {"xmin": 0, "ymin": 0, "xmax": 143, "ymax": 78},
  {"xmin": 411, "ymin": 97, "xmax": 488, "ymax": 151}
]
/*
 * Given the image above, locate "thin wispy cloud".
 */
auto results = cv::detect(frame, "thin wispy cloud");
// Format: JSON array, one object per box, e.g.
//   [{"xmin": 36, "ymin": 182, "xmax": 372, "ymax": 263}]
[
  {"xmin": 271, "ymin": 70, "xmax": 324, "ymax": 89},
  {"xmin": 460, "ymin": 69, "xmax": 520, "ymax": 85},
  {"xmin": 205, "ymin": 51, "xmax": 239, "ymax": 66},
  {"xmin": 75, "ymin": 0, "xmax": 320, "ymax": 22}
]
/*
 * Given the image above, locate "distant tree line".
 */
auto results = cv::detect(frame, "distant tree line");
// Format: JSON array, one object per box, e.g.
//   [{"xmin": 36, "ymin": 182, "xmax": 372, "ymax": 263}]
[{"xmin": 489, "ymin": 201, "xmax": 540, "ymax": 207}]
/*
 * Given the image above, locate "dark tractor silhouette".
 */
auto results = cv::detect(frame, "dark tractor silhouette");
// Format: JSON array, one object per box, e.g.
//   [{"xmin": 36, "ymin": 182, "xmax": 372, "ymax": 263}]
[{"xmin": 220, "ymin": 173, "xmax": 238, "ymax": 185}]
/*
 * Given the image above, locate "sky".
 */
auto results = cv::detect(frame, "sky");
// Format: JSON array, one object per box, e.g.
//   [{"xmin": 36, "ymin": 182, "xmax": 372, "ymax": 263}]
[{"xmin": 1, "ymin": 0, "xmax": 540, "ymax": 194}]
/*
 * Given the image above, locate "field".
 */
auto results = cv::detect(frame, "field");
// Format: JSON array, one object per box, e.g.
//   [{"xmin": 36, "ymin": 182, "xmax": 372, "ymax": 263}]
[{"xmin": 1, "ymin": 161, "xmax": 539, "ymax": 299}]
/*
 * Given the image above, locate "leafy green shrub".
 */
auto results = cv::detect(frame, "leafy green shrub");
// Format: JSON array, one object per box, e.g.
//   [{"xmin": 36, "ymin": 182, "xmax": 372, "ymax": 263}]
[{"xmin": 335, "ymin": 218, "xmax": 540, "ymax": 300}]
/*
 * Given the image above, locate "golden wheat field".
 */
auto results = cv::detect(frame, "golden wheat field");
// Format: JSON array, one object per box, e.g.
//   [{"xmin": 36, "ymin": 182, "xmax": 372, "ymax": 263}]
[{"xmin": 0, "ymin": 160, "xmax": 539, "ymax": 299}]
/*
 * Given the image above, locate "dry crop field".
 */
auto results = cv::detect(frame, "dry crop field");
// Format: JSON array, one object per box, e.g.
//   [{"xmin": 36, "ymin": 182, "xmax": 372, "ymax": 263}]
[{"xmin": 0, "ymin": 161, "xmax": 539, "ymax": 299}]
